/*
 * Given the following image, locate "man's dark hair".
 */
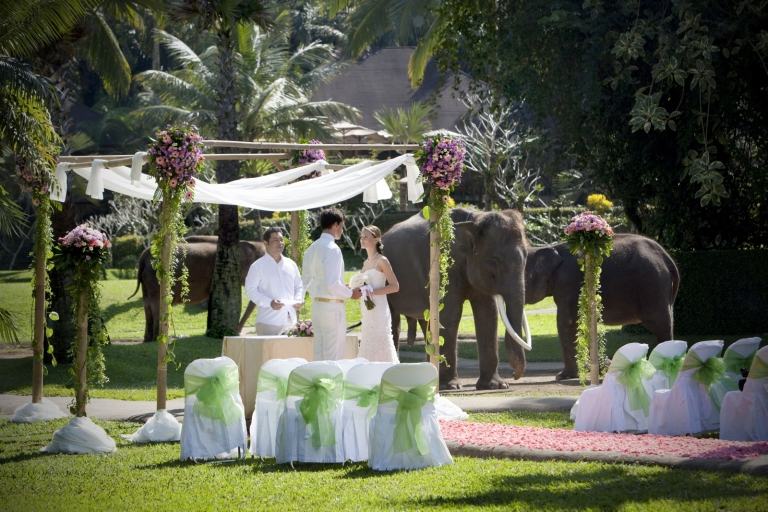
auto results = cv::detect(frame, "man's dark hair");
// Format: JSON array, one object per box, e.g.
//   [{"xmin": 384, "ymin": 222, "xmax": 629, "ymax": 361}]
[
  {"xmin": 319, "ymin": 208, "xmax": 344, "ymax": 230},
  {"xmin": 263, "ymin": 227, "xmax": 283, "ymax": 243}
]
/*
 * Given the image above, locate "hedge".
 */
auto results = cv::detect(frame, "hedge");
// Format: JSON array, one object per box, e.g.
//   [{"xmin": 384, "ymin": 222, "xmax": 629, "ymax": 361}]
[
  {"xmin": 109, "ymin": 234, "xmax": 145, "ymax": 269},
  {"xmin": 673, "ymin": 249, "xmax": 768, "ymax": 335}
]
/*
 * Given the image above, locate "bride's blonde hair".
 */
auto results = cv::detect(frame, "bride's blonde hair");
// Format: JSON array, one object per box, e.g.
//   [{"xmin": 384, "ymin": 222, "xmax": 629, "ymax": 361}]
[{"xmin": 362, "ymin": 225, "xmax": 383, "ymax": 253}]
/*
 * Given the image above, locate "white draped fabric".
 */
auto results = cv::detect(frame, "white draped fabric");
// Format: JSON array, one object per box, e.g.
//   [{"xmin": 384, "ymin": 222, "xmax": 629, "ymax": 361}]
[
  {"xmin": 54, "ymin": 153, "xmax": 424, "ymax": 210},
  {"xmin": 42, "ymin": 417, "xmax": 117, "ymax": 454}
]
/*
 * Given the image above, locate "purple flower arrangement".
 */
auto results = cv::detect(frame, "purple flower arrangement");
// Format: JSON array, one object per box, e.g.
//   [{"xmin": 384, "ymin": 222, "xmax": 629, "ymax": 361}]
[
  {"xmin": 147, "ymin": 127, "xmax": 205, "ymax": 197},
  {"xmin": 564, "ymin": 212, "xmax": 615, "ymax": 237},
  {"xmin": 298, "ymin": 139, "xmax": 326, "ymax": 165},
  {"xmin": 58, "ymin": 224, "xmax": 111, "ymax": 262},
  {"xmin": 417, "ymin": 135, "xmax": 466, "ymax": 191},
  {"xmin": 16, "ymin": 159, "xmax": 50, "ymax": 198},
  {"xmin": 286, "ymin": 320, "xmax": 313, "ymax": 337}
]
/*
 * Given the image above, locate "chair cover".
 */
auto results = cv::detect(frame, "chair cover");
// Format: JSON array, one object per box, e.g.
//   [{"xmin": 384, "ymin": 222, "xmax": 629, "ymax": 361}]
[
  {"xmin": 720, "ymin": 345, "xmax": 768, "ymax": 441},
  {"xmin": 180, "ymin": 357, "xmax": 247, "ymax": 461},
  {"xmin": 249, "ymin": 357, "xmax": 307, "ymax": 458},
  {"xmin": 336, "ymin": 357, "xmax": 369, "ymax": 375},
  {"xmin": 647, "ymin": 340, "xmax": 688, "ymax": 392},
  {"xmin": 648, "ymin": 340, "xmax": 724, "ymax": 436},
  {"xmin": 368, "ymin": 363, "xmax": 453, "ymax": 471},
  {"xmin": 573, "ymin": 343, "xmax": 654, "ymax": 432},
  {"xmin": 275, "ymin": 361, "xmax": 345, "ymax": 464},
  {"xmin": 341, "ymin": 362, "xmax": 394, "ymax": 462},
  {"xmin": 710, "ymin": 337, "xmax": 762, "ymax": 410}
]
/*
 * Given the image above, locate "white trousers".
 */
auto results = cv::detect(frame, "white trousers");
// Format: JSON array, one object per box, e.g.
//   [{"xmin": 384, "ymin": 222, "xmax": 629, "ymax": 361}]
[{"xmin": 312, "ymin": 301, "xmax": 346, "ymax": 361}]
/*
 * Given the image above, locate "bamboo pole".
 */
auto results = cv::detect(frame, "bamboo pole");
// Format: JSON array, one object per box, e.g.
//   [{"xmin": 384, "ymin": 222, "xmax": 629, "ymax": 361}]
[
  {"xmin": 31, "ymin": 199, "xmax": 51, "ymax": 404},
  {"xmin": 156, "ymin": 204, "xmax": 174, "ymax": 411},
  {"xmin": 203, "ymin": 140, "xmax": 420, "ymax": 151},
  {"xmin": 429, "ymin": 206, "xmax": 440, "ymax": 375},
  {"xmin": 75, "ymin": 290, "xmax": 89, "ymax": 417},
  {"xmin": 290, "ymin": 212, "xmax": 300, "ymax": 262},
  {"xmin": 62, "ymin": 153, "xmax": 290, "ymax": 168},
  {"xmin": 585, "ymin": 253, "xmax": 600, "ymax": 385}
]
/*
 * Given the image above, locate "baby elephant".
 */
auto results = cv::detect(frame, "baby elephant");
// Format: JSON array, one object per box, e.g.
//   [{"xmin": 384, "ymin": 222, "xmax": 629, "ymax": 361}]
[{"xmin": 525, "ymin": 234, "xmax": 679, "ymax": 380}]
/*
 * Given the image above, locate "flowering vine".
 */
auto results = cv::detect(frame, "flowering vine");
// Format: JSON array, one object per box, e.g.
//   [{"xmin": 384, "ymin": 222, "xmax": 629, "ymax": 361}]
[
  {"xmin": 564, "ymin": 211, "xmax": 615, "ymax": 384},
  {"xmin": 289, "ymin": 140, "xmax": 325, "ymax": 265},
  {"xmin": 54, "ymin": 224, "xmax": 111, "ymax": 415},
  {"xmin": 416, "ymin": 134, "xmax": 466, "ymax": 361}
]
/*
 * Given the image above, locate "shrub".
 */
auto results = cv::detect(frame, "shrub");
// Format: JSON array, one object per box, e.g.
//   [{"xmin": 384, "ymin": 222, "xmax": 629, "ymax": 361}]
[
  {"xmin": 109, "ymin": 234, "xmax": 145, "ymax": 269},
  {"xmin": 673, "ymin": 249, "xmax": 768, "ymax": 335}
]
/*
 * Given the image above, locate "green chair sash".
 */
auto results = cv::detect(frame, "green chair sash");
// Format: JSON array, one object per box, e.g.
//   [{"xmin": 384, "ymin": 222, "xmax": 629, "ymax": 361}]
[
  {"xmin": 723, "ymin": 350, "xmax": 755, "ymax": 375},
  {"xmin": 185, "ymin": 365, "xmax": 241, "ymax": 424},
  {"xmin": 343, "ymin": 383, "xmax": 380, "ymax": 419},
  {"xmin": 257, "ymin": 369, "xmax": 288, "ymax": 400},
  {"xmin": 648, "ymin": 352, "xmax": 684, "ymax": 385},
  {"xmin": 379, "ymin": 379, "xmax": 437, "ymax": 456},
  {"xmin": 749, "ymin": 355, "xmax": 768, "ymax": 380},
  {"xmin": 287, "ymin": 372, "xmax": 343, "ymax": 449},
  {"xmin": 682, "ymin": 351, "xmax": 725, "ymax": 387},
  {"xmin": 609, "ymin": 352, "xmax": 656, "ymax": 415}
]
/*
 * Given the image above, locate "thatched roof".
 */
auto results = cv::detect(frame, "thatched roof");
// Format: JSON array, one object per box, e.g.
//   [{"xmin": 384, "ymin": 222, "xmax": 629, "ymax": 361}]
[{"xmin": 312, "ymin": 47, "xmax": 472, "ymax": 131}]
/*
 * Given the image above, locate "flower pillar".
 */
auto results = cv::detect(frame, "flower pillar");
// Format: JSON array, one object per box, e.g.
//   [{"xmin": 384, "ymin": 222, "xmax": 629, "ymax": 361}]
[
  {"xmin": 417, "ymin": 135, "xmax": 466, "ymax": 376},
  {"xmin": 564, "ymin": 211, "xmax": 614, "ymax": 385},
  {"xmin": 74, "ymin": 287, "xmax": 90, "ymax": 416},
  {"xmin": 31, "ymin": 197, "xmax": 52, "ymax": 404}
]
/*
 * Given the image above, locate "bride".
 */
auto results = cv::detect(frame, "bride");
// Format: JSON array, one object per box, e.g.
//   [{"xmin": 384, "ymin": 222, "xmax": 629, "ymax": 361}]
[{"xmin": 357, "ymin": 225, "xmax": 400, "ymax": 363}]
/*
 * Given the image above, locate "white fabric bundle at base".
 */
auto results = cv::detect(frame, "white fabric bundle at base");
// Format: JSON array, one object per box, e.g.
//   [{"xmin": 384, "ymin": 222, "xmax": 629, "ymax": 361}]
[
  {"xmin": 42, "ymin": 416, "xmax": 117, "ymax": 454},
  {"xmin": 10, "ymin": 399, "xmax": 68, "ymax": 423},
  {"xmin": 122, "ymin": 410, "xmax": 181, "ymax": 443},
  {"xmin": 434, "ymin": 395, "xmax": 468, "ymax": 421}
]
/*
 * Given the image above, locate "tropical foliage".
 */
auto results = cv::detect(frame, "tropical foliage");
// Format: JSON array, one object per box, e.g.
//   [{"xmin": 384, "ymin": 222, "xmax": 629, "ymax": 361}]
[{"xmin": 373, "ymin": 101, "xmax": 433, "ymax": 143}]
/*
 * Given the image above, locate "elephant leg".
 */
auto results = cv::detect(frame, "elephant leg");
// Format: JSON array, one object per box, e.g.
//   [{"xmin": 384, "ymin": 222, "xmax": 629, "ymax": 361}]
[
  {"xmin": 150, "ymin": 299, "xmax": 160, "ymax": 343},
  {"xmin": 391, "ymin": 314, "xmax": 401, "ymax": 350},
  {"xmin": 406, "ymin": 316, "xmax": 416, "ymax": 345},
  {"xmin": 470, "ymin": 295, "xmax": 509, "ymax": 390},
  {"xmin": 556, "ymin": 301, "xmax": 579, "ymax": 380},
  {"xmin": 640, "ymin": 304, "xmax": 674, "ymax": 347},
  {"xmin": 143, "ymin": 299, "xmax": 155, "ymax": 343},
  {"xmin": 439, "ymin": 297, "xmax": 464, "ymax": 390}
]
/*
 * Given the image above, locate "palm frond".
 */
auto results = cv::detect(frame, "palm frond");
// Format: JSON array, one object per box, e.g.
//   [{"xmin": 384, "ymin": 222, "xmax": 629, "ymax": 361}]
[
  {"xmin": 81, "ymin": 11, "xmax": 132, "ymax": 98},
  {"xmin": 347, "ymin": 0, "xmax": 392, "ymax": 57},
  {"xmin": 0, "ymin": 57, "xmax": 58, "ymax": 108},
  {"xmin": 408, "ymin": 14, "xmax": 444, "ymax": 87},
  {"xmin": 154, "ymin": 29, "xmax": 204, "ymax": 69},
  {"xmin": 0, "ymin": 307, "xmax": 20, "ymax": 344},
  {"xmin": 0, "ymin": 185, "xmax": 28, "ymax": 238},
  {"xmin": 134, "ymin": 70, "xmax": 208, "ymax": 107}
]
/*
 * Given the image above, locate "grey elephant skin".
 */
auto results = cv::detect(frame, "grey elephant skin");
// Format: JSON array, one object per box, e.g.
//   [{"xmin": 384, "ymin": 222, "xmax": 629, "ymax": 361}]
[
  {"xmin": 526, "ymin": 233, "xmax": 680, "ymax": 380},
  {"xmin": 130, "ymin": 235, "xmax": 265, "ymax": 342},
  {"xmin": 383, "ymin": 208, "xmax": 529, "ymax": 390}
]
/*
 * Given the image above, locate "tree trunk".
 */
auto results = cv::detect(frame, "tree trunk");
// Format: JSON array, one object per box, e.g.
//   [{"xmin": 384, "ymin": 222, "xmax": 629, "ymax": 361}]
[
  {"xmin": 207, "ymin": 24, "xmax": 242, "ymax": 338},
  {"xmin": 75, "ymin": 289, "xmax": 89, "ymax": 417},
  {"xmin": 585, "ymin": 253, "xmax": 600, "ymax": 385},
  {"xmin": 429, "ymin": 198, "xmax": 440, "ymax": 380},
  {"xmin": 31, "ymin": 200, "xmax": 51, "ymax": 403},
  {"xmin": 156, "ymin": 202, "xmax": 175, "ymax": 411}
]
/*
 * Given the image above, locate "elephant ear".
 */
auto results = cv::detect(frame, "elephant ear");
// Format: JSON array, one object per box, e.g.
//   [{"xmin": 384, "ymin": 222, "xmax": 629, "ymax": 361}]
[{"xmin": 454, "ymin": 221, "xmax": 479, "ymax": 255}]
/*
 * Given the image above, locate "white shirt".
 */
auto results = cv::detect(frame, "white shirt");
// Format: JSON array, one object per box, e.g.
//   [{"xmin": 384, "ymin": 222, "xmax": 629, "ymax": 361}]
[
  {"xmin": 302, "ymin": 232, "xmax": 352, "ymax": 300},
  {"xmin": 244, "ymin": 253, "xmax": 304, "ymax": 327}
]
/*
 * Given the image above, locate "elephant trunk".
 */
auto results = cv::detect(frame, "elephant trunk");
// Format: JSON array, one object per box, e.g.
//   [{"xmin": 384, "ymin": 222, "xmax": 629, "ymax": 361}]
[{"xmin": 493, "ymin": 294, "xmax": 531, "ymax": 379}]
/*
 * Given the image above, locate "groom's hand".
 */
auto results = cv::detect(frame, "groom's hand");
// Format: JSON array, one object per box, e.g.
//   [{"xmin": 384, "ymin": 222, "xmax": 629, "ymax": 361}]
[
  {"xmin": 351, "ymin": 287, "xmax": 362, "ymax": 300},
  {"xmin": 270, "ymin": 299, "xmax": 284, "ymax": 310}
]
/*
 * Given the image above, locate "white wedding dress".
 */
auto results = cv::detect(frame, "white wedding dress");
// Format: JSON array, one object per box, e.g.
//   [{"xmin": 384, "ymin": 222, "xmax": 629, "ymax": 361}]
[{"xmin": 358, "ymin": 269, "xmax": 399, "ymax": 363}]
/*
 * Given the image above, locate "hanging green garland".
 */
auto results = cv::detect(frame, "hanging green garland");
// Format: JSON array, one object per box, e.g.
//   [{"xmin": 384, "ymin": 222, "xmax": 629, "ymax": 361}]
[
  {"xmin": 564, "ymin": 211, "xmax": 615, "ymax": 384},
  {"xmin": 54, "ymin": 224, "xmax": 111, "ymax": 415}
]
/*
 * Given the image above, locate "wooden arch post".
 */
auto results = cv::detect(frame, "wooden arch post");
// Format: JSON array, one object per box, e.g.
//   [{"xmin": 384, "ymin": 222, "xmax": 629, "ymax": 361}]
[{"xmin": 428, "ymin": 208, "xmax": 440, "ymax": 377}]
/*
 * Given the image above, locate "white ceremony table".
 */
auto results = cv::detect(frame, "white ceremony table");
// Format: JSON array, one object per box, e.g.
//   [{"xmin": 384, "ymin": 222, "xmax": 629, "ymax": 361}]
[{"xmin": 221, "ymin": 334, "xmax": 360, "ymax": 418}]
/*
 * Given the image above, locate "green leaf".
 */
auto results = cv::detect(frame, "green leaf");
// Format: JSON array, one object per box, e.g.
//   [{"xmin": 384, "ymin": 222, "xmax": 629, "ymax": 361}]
[
  {"xmin": 48, "ymin": 311, "xmax": 59, "ymax": 321},
  {"xmin": 422, "ymin": 309, "xmax": 430, "ymax": 321},
  {"xmin": 425, "ymin": 344, "xmax": 436, "ymax": 356},
  {"xmin": 45, "ymin": 327, "xmax": 53, "ymax": 338},
  {"xmin": 421, "ymin": 205, "xmax": 430, "ymax": 219}
]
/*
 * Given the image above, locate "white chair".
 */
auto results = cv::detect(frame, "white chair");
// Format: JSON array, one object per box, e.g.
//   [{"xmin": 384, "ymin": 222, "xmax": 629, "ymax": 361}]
[
  {"xmin": 573, "ymin": 343, "xmax": 654, "ymax": 432},
  {"xmin": 249, "ymin": 357, "xmax": 307, "ymax": 458},
  {"xmin": 710, "ymin": 337, "xmax": 762, "ymax": 410},
  {"xmin": 180, "ymin": 357, "xmax": 247, "ymax": 461},
  {"xmin": 336, "ymin": 357, "xmax": 369, "ymax": 375},
  {"xmin": 275, "ymin": 361, "xmax": 345, "ymax": 464},
  {"xmin": 720, "ymin": 345, "xmax": 768, "ymax": 441},
  {"xmin": 368, "ymin": 363, "xmax": 453, "ymax": 471},
  {"xmin": 341, "ymin": 362, "xmax": 394, "ymax": 462},
  {"xmin": 647, "ymin": 340, "xmax": 688, "ymax": 392},
  {"xmin": 648, "ymin": 340, "xmax": 724, "ymax": 436}
]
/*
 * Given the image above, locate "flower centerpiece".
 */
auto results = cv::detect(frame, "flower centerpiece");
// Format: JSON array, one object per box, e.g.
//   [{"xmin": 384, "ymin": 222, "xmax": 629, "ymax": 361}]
[
  {"xmin": 56, "ymin": 224, "xmax": 112, "ymax": 416},
  {"xmin": 286, "ymin": 320, "xmax": 314, "ymax": 337},
  {"xmin": 564, "ymin": 211, "xmax": 615, "ymax": 384},
  {"xmin": 297, "ymin": 139, "xmax": 326, "ymax": 165},
  {"xmin": 147, "ymin": 127, "xmax": 204, "ymax": 202},
  {"xmin": 349, "ymin": 273, "xmax": 376, "ymax": 310},
  {"xmin": 416, "ymin": 134, "xmax": 466, "ymax": 365}
]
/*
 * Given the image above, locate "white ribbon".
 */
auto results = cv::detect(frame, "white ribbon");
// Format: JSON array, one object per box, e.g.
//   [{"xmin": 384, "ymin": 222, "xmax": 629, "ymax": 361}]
[
  {"xmin": 85, "ymin": 159, "xmax": 106, "ymax": 200},
  {"xmin": 362, "ymin": 178, "xmax": 393, "ymax": 203},
  {"xmin": 404, "ymin": 155, "xmax": 424, "ymax": 203},
  {"xmin": 131, "ymin": 152, "xmax": 147, "ymax": 183},
  {"xmin": 50, "ymin": 163, "xmax": 69, "ymax": 202}
]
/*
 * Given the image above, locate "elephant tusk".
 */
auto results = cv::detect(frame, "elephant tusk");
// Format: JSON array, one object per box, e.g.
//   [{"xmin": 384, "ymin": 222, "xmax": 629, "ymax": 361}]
[{"xmin": 494, "ymin": 294, "xmax": 533, "ymax": 351}]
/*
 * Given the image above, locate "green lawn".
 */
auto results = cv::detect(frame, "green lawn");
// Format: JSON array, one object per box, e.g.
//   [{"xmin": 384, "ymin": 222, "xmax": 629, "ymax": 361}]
[{"xmin": 1, "ymin": 419, "xmax": 767, "ymax": 512}]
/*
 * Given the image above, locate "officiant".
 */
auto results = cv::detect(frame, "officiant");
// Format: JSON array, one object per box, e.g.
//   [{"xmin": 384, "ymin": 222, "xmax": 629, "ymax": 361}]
[{"xmin": 244, "ymin": 227, "xmax": 304, "ymax": 335}]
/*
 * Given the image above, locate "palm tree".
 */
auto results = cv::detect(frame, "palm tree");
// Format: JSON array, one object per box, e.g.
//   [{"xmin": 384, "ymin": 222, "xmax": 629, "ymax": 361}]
[{"xmin": 373, "ymin": 102, "xmax": 433, "ymax": 143}]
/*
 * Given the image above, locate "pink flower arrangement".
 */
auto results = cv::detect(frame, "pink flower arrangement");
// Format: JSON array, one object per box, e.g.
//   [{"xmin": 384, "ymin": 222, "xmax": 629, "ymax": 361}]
[
  {"xmin": 564, "ymin": 211, "xmax": 615, "ymax": 237},
  {"xmin": 16, "ymin": 160, "xmax": 50, "ymax": 196},
  {"xmin": 287, "ymin": 320, "xmax": 313, "ymax": 337},
  {"xmin": 298, "ymin": 139, "xmax": 326, "ymax": 165},
  {"xmin": 58, "ymin": 224, "xmax": 111, "ymax": 260},
  {"xmin": 147, "ymin": 127, "xmax": 204, "ymax": 193},
  {"xmin": 417, "ymin": 135, "xmax": 466, "ymax": 191}
]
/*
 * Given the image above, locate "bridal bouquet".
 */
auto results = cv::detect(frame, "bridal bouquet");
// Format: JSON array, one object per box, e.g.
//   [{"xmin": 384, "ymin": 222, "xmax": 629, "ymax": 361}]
[
  {"xmin": 286, "ymin": 320, "xmax": 313, "ymax": 337},
  {"xmin": 349, "ymin": 273, "xmax": 375, "ymax": 310}
]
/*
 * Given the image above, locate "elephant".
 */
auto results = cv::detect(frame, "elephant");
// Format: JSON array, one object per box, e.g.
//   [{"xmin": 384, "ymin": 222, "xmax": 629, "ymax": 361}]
[
  {"xmin": 129, "ymin": 236, "xmax": 265, "ymax": 342},
  {"xmin": 383, "ymin": 208, "xmax": 531, "ymax": 390},
  {"xmin": 525, "ymin": 233, "xmax": 680, "ymax": 380}
]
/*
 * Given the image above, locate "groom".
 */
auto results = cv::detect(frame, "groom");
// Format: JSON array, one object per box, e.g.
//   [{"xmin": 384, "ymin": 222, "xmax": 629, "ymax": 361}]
[{"xmin": 302, "ymin": 208, "xmax": 361, "ymax": 361}]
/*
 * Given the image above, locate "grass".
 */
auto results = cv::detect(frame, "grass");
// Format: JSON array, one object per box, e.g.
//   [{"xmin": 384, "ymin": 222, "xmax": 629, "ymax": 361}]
[
  {"xmin": 1, "ymin": 419, "xmax": 767, "ymax": 512},
  {"xmin": 470, "ymin": 410, "xmax": 573, "ymax": 429}
]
